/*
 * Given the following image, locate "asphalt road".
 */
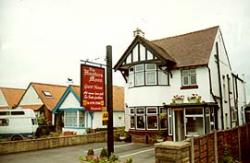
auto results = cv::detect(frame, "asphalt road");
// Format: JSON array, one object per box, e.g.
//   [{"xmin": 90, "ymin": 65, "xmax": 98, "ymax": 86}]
[{"xmin": 0, "ymin": 142, "xmax": 155, "ymax": 163}]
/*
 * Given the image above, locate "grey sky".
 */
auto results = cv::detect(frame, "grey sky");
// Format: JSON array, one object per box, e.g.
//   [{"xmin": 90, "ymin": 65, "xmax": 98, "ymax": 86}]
[{"xmin": 0, "ymin": 0, "xmax": 250, "ymax": 101}]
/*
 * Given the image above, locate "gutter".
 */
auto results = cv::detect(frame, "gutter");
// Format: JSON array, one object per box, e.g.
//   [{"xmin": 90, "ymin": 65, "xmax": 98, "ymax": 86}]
[{"xmin": 215, "ymin": 42, "xmax": 224, "ymax": 129}]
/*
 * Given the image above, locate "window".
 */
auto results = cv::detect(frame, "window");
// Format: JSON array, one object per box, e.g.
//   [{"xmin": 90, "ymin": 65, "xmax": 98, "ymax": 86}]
[
  {"xmin": 168, "ymin": 108, "xmax": 173, "ymax": 135},
  {"xmin": 146, "ymin": 64, "xmax": 157, "ymax": 85},
  {"xmin": 43, "ymin": 91, "xmax": 53, "ymax": 97},
  {"xmin": 135, "ymin": 64, "xmax": 144, "ymax": 86},
  {"xmin": 64, "ymin": 112, "xmax": 77, "ymax": 127},
  {"xmin": 185, "ymin": 107, "xmax": 204, "ymax": 136},
  {"xmin": 129, "ymin": 63, "xmax": 169, "ymax": 87},
  {"xmin": 130, "ymin": 108, "xmax": 135, "ymax": 129},
  {"xmin": 79, "ymin": 111, "xmax": 85, "ymax": 127},
  {"xmin": 136, "ymin": 107, "xmax": 145, "ymax": 129},
  {"xmin": 0, "ymin": 111, "xmax": 10, "ymax": 116},
  {"xmin": 181, "ymin": 69, "xmax": 197, "ymax": 86},
  {"xmin": 11, "ymin": 111, "xmax": 25, "ymax": 115},
  {"xmin": 160, "ymin": 107, "xmax": 167, "ymax": 129},
  {"xmin": 146, "ymin": 107, "xmax": 158, "ymax": 130},
  {"xmin": 0, "ymin": 119, "xmax": 9, "ymax": 126}
]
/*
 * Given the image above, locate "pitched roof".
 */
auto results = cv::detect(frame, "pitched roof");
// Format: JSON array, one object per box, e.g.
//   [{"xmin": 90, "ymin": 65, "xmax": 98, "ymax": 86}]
[
  {"xmin": 69, "ymin": 85, "xmax": 124, "ymax": 111},
  {"xmin": 152, "ymin": 26, "xmax": 219, "ymax": 68},
  {"xmin": 30, "ymin": 82, "xmax": 67, "ymax": 111},
  {"xmin": 115, "ymin": 26, "xmax": 219, "ymax": 70},
  {"xmin": 0, "ymin": 87, "xmax": 25, "ymax": 108}
]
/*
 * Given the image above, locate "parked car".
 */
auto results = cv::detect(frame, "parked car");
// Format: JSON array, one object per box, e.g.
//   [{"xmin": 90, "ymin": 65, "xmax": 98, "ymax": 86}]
[{"xmin": 0, "ymin": 108, "xmax": 38, "ymax": 141}]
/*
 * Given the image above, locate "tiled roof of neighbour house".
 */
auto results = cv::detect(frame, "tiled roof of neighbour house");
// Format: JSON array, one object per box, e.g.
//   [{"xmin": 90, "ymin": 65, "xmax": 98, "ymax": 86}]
[
  {"xmin": 69, "ymin": 85, "xmax": 125, "ymax": 112},
  {"xmin": 114, "ymin": 26, "xmax": 219, "ymax": 70},
  {"xmin": 29, "ymin": 82, "xmax": 67, "ymax": 111},
  {"xmin": 0, "ymin": 87, "xmax": 25, "ymax": 108},
  {"xmin": 152, "ymin": 26, "xmax": 219, "ymax": 68}
]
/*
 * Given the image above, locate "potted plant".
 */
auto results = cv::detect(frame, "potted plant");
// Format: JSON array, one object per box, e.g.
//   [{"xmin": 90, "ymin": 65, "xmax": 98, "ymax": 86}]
[
  {"xmin": 172, "ymin": 95, "xmax": 185, "ymax": 104},
  {"xmin": 154, "ymin": 131, "xmax": 164, "ymax": 143},
  {"xmin": 187, "ymin": 94, "xmax": 201, "ymax": 103},
  {"xmin": 119, "ymin": 128, "xmax": 127, "ymax": 141}
]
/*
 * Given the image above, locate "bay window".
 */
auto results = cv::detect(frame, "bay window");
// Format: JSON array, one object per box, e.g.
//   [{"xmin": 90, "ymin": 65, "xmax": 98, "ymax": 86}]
[
  {"xmin": 64, "ymin": 111, "xmax": 77, "ymax": 127},
  {"xmin": 128, "ymin": 63, "xmax": 169, "ymax": 87}
]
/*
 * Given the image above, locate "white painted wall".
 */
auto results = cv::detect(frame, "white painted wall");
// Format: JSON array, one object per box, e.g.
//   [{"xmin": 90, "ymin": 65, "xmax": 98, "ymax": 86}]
[
  {"xmin": 91, "ymin": 111, "xmax": 124, "ymax": 129},
  {"xmin": 207, "ymin": 30, "xmax": 246, "ymax": 129},
  {"xmin": 60, "ymin": 92, "xmax": 81, "ymax": 109},
  {"xmin": 236, "ymin": 77, "xmax": 247, "ymax": 125},
  {"xmin": 126, "ymin": 67, "xmax": 211, "ymax": 108},
  {"xmin": 62, "ymin": 128, "xmax": 86, "ymax": 135},
  {"xmin": 0, "ymin": 90, "xmax": 8, "ymax": 108},
  {"xmin": 19, "ymin": 86, "xmax": 43, "ymax": 105}
]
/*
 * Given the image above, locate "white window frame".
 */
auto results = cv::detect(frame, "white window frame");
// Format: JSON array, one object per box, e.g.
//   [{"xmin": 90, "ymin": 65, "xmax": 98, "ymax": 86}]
[
  {"xmin": 145, "ymin": 64, "xmax": 157, "ymax": 85},
  {"xmin": 181, "ymin": 69, "xmax": 197, "ymax": 86},
  {"xmin": 159, "ymin": 107, "xmax": 168, "ymax": 130},
  {"xmin": 136, "ymin": 107, "xmax": 145, "ymax": 130},
  {"xmin": 129, "ymin": 108, "xmax": 135, "ymax": 129},
  {"xmin": 146, "ymin": 107, "xmax": 158, "ymax": 130},
  {"xmin": 135, "ymin": 64, "xmax": 145, "ymax": 86},
  {"xmin": 184, "ymin": 107, "xmax": 205, "ymax": 137},
  {"xmin": 168, "ymin": 108, "xmax": 173, "ymax": 135}
]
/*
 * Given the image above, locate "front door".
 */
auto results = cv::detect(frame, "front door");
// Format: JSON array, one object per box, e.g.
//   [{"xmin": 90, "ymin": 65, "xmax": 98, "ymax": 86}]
[{"xmin": 174, "ymin": 109, "xmax": 185, "ymax": 141}]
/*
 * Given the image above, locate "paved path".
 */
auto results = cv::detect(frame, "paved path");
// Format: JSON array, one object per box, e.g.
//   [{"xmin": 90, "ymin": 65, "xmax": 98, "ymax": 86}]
[{"xmin": 0, "ymin": 142, "xmax": 155, "ymax": 163}]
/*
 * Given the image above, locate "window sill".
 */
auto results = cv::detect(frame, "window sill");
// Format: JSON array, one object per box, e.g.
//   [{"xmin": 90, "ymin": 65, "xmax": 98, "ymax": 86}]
[{"xmin": 180, "ymin": 85, "xmax": 198, "ymax": 89}]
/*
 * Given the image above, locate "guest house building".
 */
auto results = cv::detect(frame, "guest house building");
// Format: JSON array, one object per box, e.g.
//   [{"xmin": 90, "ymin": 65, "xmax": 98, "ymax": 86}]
[{"xmin": 114, "ymin": 26, "xmax": 246, "ymax": 142}]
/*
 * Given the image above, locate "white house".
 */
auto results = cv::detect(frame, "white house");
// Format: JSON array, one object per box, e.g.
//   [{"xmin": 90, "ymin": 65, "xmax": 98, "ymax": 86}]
[
  {"xmin": 52, "ymin": 85, "xmax": 125, "ymax": 135},
  {"xmin": 114, "ymin": 26, "xmax": 246, "ymax": 142}
]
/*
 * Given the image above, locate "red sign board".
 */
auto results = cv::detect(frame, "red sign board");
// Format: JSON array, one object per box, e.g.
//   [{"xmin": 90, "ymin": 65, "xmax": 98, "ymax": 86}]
[{"xmin": 80, "ymin": 64, "xmax": 105, "ymax": 111}]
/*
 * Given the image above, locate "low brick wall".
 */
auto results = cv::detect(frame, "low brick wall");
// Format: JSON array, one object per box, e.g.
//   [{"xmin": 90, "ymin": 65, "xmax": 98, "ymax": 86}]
[{"xmin": 0, "ymin": 132, "xmax": 108, "ymax": 155}]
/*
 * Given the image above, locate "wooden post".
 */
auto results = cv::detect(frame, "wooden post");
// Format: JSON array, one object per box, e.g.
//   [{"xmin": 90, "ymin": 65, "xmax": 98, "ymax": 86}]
[
  {"xmin": 214, "ymin": 130, "xmax": 218, "ymax": 163},
  {"xmin": 190, "ymin": 136, "xmax": 194, "ymax": 163},
  {"xmin": 106, "ymin": 45, "xmax": 114, "ymax": 156}
]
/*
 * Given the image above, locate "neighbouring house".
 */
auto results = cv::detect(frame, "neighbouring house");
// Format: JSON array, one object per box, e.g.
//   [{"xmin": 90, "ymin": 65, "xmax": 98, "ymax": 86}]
[
  {"xmin": 114, "ymin": 26, "xmax": 247, "ymax": 142},
  {"xmin": 0, "ymin": 87, "xmax": 25, "ymax": 109},
  {"xmin": 52, "ymin": 85, "xmax": 125, "ymax": 135},
  {"xmin": 18, "ymin": 82, "xmax": 67, "ymax": 124}
]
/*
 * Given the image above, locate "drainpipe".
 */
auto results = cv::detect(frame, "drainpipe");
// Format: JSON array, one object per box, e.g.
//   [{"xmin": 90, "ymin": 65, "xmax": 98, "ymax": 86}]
[
  {"xmin": 227, "ymin": 74, "xmax": 232, "ymax": 128},
  {"xmin": 215, "ymin": 42, "xmax": 224, "ymax": 130},
  {"xmin": 207, "ymin": 66, "xmax": 218, "ymax": 130}
]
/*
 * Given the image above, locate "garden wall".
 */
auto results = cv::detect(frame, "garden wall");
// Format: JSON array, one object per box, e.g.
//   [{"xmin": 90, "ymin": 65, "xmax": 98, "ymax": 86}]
[{"xmin": 0, "ymin": 131, "xmax": 109, "ymax": 155}]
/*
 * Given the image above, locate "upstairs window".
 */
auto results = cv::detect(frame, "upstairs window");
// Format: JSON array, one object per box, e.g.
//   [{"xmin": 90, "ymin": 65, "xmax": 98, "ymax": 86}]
[
  {"xmin": 181, "ymin": 69, "xmax": 197, "ymax": 86},
  {"xmin": 128, "ymin": 64, "xmax": 169, "ymax": 87}
]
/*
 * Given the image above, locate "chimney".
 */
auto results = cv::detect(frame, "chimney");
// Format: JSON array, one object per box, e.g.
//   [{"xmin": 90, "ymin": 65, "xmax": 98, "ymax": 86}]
[{"xmin": 133, "ymin": 28, "xmax": 145, "ymax": 37}]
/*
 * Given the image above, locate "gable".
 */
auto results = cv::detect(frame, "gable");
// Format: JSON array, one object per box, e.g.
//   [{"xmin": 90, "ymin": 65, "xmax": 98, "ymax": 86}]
[
  {"xmin": 122, "ymin": 43, "xmax": 159, "ymax": 66},
  {"xmin": 19, "ymin": 85, "xmax": 43, "ymax": 105},
  {"xmin": 114, "ymin": 36, "xmax": 176, "ymax": 73},
  {"xmin": 0, "ymin": 90, "xmax": 8, "ymax": 107},
  {"xmin": 60, "ymin": 91, "xmax": 81, "ymax": 109}
]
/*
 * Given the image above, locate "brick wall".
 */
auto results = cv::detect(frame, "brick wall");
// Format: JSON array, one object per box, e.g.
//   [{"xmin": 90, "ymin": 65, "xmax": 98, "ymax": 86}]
[{"xmin": 0, "ymin": 132, "xmax": 108, "ymax": 155}]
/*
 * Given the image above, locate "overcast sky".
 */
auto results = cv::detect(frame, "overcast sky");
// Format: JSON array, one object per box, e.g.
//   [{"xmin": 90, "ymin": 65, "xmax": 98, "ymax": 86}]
[{"xmin": 0, "ymin": 0, "xmax": 250, "ymax": 100}]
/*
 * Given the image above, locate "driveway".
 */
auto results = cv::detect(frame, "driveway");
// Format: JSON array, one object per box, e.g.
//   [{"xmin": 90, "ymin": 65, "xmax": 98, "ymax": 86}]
[{"xmin": 0, "ymin": 142, "xmax": 155, "ymax": 163}]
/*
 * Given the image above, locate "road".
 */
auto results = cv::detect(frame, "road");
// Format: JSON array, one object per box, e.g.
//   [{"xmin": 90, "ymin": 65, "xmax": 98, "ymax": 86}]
[{"xmin": 0, "ymin": 142, "xmax": 155, "ymax": 163}]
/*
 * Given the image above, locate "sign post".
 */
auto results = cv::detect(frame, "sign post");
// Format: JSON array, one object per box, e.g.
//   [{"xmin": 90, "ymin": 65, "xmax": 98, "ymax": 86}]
[{"xmin": 106, "ymin": 45, "xmax": 114, "ymax": 156}]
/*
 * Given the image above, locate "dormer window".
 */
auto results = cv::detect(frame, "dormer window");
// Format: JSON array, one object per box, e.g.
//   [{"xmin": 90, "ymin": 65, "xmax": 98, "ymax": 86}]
[{"xmin": 43, "ymin": 91, "xmax": 52, "ymax": 97}]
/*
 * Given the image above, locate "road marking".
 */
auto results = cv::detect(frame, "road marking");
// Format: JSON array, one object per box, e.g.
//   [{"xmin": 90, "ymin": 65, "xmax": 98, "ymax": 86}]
[
  {"xmin": 83, "ymin": 143, "xmax": 134, "ymax": 153},
  {"xmin": 119, "ymin": 148, "xmax": 154, "ymax": 158}
]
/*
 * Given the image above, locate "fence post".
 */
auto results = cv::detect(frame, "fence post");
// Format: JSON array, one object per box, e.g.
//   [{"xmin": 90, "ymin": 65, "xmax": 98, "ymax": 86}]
[
  {"xmin": 214, "ymin": 130, "xmax": 218, "ymax": 163},
  {"xmin": 238, "ymin": 127, "xmax": 242, "ymax": 161},
  {"xmin": 190, "ymin": 136, "xmax": 194, "ymax": 163}
]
